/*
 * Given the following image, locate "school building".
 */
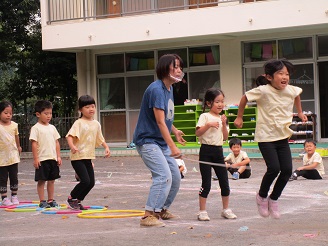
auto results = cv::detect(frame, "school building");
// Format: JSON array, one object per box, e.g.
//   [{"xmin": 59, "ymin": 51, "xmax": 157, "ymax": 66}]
[{"xmin": 40, "ymin": 0, "xmax": 328, "ymax": 146}]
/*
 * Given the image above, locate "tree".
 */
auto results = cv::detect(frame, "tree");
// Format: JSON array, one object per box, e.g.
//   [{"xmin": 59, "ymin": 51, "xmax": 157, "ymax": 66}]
[{"xmin": 0, "ymin": 0, "xmax": 77, "ymax": 115}]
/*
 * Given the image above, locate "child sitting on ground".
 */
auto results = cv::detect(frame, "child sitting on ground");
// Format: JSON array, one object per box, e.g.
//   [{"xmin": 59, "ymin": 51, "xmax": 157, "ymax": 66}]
[
  {"xmin": 289, "ymin": 139, "xmax": 325, "ymax": 181},
  {"xmin": 225, "ymin": 138, "xmax": 251, "ymax": 180}
]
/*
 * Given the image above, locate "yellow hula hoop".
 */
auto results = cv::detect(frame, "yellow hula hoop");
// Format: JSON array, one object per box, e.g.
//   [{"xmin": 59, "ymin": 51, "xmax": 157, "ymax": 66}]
[{"xmin": 78, "ymin": 210, "xmax": 145, "ymax": 219}]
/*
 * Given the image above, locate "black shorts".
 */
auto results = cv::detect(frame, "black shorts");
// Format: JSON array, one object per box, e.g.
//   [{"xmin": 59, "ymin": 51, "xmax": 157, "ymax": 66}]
[{"xmin": 35, "ymin": 159, "xmax": 61, "ymax": 181}]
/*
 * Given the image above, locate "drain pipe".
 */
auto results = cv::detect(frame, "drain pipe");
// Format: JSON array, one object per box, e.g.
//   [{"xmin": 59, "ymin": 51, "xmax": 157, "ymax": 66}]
[{"xmin": 86, "ymin": 49, "xmax": 91, "ymax": 95}]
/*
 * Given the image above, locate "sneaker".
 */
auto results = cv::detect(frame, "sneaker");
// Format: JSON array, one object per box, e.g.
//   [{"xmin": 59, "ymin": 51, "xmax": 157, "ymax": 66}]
[
  {"xmin": 268, "ymin": 198, "xmax": 280, "ymax": 219},
  {"xmin": 289, "ymin": 173, "xmax": 297, "ymax": 181},
  {"xmin": 39, "ymin": 200, "xmax": 50, "ymax": 208},
  {"xmin": 67, "ymin": 198, "xmax": 80, "ymax": 210},
  {"xmin": 48, "ymin": 200, "xmax": 59, "ymax": 208},
  {"xmin": 159, "ymin": 209, "xmax": 179, "ymax": 220},
  {"xmin": 1, "ymin": 197, "xmax": 13, "ymax": 206},
  {"xmin": 212, "ymin": 176, "xmax": 218, "ymax": 180},
  {"xmin": 232, "ymin": 172, "xmax": 240, "ymax": 180},
  {"xmin": 140, "ymin": 215, "xmax": 166, "ymax": 227},
  {"xmin": 221, "ymin": 208, "xmax": 237, "ymax": 219},
  {"xmin": 256, "ymin": 193, "xmax": 269, "ymax": 217},
  {"xmin": 197, "ymin": 211, "xmax": 210, "ymax": 221},
  {"xmin": 11, "ymin": 195, "xmax": 19, "ymax": 205},
  {"xmin": 78, "ymin": 202, "xmax": 88, "ymax": 210}
]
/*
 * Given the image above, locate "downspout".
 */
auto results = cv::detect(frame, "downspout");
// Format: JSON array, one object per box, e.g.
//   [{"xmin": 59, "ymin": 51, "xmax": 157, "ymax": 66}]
[{"xmin": 86, "ymin": 49, "xmax": 91, "ymax": 95}]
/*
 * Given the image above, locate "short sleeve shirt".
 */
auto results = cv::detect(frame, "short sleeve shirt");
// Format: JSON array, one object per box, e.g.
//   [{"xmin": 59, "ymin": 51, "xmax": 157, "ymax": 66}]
[
  {"xmin": 66, "ymin": 118, "xmax": 105, "ymax": 160},
  {"xmin": 0, "ymin": 121, "xmax": 20, "ymax": 166},
  {"xmin": 133, "ymin": 80, "xmax": 174, "ymax": 147},
  {"xmin": 303, "ymin": 152, "xmax": 325, "ymax": 176},
  {"xmin": 225, "ymin": 150, "xmax": 250, "ymax": 166},
  {"xmin": 29, "ymin": 123, "xmax": 61, "ymax": 162},
  {"xmin": 196, "ymin": 112, "xmax": 224, "ymax": 146},
  {"xmin": 246, "ymin": 84, "xmax": 302, "ymax": 142}
]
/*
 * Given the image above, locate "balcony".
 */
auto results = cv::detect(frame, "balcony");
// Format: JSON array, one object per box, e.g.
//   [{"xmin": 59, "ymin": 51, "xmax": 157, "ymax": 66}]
[{"xmin": 47, "ymin": 0, "xmax": 264, "ymax": 23}]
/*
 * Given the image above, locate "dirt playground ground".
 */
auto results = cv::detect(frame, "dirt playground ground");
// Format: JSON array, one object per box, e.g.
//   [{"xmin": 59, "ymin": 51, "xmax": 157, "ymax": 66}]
[{"xmin": 0, "ymin": 155, "xmax": 327, "ymax": 246}]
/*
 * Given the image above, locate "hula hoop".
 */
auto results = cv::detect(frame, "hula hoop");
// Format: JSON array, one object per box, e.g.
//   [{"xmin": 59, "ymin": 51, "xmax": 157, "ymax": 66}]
[
  {"xmin": 5, "ymin": 203, "xmax": 67, "ymax": 212},
  {"xmin": 78, "ymin": 210, "xmax": 145, "ymax": 219},
  {"xmin": 19, "ymin": 201, "xmax": 39, "ymax": 204},
  {"xmin": 42, "ymin": 206, "xmax": 107, "ymax": 215}
]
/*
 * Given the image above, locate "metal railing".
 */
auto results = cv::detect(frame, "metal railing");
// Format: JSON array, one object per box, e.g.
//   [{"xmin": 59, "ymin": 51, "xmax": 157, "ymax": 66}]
[
  {"xmin": 13, "ymin": 113, "xmax": 78, "ymax": 152},
  {"xmin": 47, "ymin": 0, "xmax": 261, "ymax": 23}
]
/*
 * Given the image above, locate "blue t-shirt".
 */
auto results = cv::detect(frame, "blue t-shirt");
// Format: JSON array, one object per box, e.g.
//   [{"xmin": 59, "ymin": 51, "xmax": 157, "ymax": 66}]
[{"xmin": 133, "ymin": 80, "xmax": 174, "ymax": 147}]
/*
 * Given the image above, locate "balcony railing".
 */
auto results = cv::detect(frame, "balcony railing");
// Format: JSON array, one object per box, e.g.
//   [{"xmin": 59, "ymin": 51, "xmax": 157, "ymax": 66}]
[{"xmin": 47, "ymin": 0, "xmax": 263, "ymax": 23}]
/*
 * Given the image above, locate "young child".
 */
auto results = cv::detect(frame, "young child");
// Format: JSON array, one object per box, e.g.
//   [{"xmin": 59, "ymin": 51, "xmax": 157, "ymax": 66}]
[
  {"xmin": 196, "ymin": 88, "xmax": 237, "ymax": 221},
  {"xmin": 0, "ymin": 101, "xmax": 22, "ymax": 206},
  {"xmin": 66, "ymin": 95, "xmax": 110, "ymax": 210},
  {"xmin": 176, "ymin": 159, "xmax": 187, "ymax": 179},
  {"xmin": 289, "ymin": 139, "xmax": 325, "ymax": 181},
  {"xmin": 29, "ymin": 100, "xmax": 62, "ymax": 208},
  {"xmin": 234, "ymin": 59, "xmax": 307, "ymax": 219},
  {"xmin": 225, "ymin": 138, "xmax": 251, "ymax": 180}
]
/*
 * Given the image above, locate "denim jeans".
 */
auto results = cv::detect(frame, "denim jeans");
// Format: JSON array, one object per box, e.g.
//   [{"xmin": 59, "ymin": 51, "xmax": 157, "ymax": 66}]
[
  {"xmin": 136, "ymin": 144, "xmax": 181, "ymax": 213},
  {"xmin": 258, "ymin": 138, "xmax": 292, "ymax": 200}
]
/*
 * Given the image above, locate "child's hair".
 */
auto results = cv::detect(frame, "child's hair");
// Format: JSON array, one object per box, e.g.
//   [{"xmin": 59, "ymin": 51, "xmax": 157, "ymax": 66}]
[
  {"xmin": 229, "ymin": 137, "xmax": 242, "ymax": 148},
  {"xmin": 78, "ymin": 95, "xmax": 96, "ymax": 109},
  {"xmin": 303, "ymin": 139, "xmax": 316, "ymax": 147},
  {"xmin": 0, "ymin": 101, "xmax": 13, "ymax": 113},
  {"xmin": 255, "ymin": 75, "xmax": 269, "ymax": 86},
  {"xmin": 78, "ymin": 95, "xmax": 96, "ymax": 118},
  {"xmin": 34, "ymin": 100, "xmax": 53, "ymax": 114},
  {"xmin": 264, "ymin": 59, "xmax": 294, "ymax": 77},
  {"xmin": 156, "ymin": 54, "xmax": 184, "ymax": 80},
  {"xmin": 202, "ymin": 88, "xmax": 225, "ymax": 113}
]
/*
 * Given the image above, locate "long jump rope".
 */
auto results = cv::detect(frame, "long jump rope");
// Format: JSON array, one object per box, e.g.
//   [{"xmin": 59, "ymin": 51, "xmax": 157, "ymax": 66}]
[{"xmin": 174, "ymin": 154, "xmax": 251, "ymax": 170}]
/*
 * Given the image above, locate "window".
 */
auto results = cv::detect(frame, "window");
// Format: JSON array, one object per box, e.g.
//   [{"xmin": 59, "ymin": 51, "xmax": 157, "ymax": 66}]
[
  {"xmin": 278, "ymin": 37, "xmax": 312, "ymax": 60},
  {"xmin": 189, "ymin": 71, "xmax": 220, "ymax": 100},
  {"xmin": 98, "ymin": 78, "xmax": 125, "ymax": 110},
  {"xmin": 126, "ymin": 75, "xmax": 153, "ymax": 109},
  {"xmin": 189, "ymin": 46, "xmax": 220, "ymax": 66},
  {"xmin": 244, "ymin": 41, "xmax": 277, "ymax": 63},
  {"xmin": 126, "ymin": 51, "xmax": 154, "ymax": 71},
  {"xmin": 318, "ymin": 35, "xmax": 328, "ymax": 57},
  {"xmin": 97, "ymin": 54, "xmax": 124, "ymax": 74}
]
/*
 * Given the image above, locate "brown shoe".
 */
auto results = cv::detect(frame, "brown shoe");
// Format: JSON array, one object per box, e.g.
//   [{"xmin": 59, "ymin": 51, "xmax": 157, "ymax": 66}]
[
  {"xmin": 159, "ymin": 209, "xmax": 180, "ymax": 220},
  {"xmin": 140, "ymin": 215, "xmax": 166, "ymax": 227}
]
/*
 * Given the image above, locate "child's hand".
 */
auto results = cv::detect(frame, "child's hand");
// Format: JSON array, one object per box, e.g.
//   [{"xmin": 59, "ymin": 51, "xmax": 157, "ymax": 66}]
[
  {"xmin": 18, "ymin": 146, "xmax": 22, "ymax": 154},
  {"xmin": 207, "ymin": 121, "xmax": 220, "ymax": 129},
  {"xmin": 298, "ymin": 112, "xmax": 308, "ymax": 123},
  {"xmin": 70, "ymin": 145, "xmax": 79, "ymax": 154},
  {"xmin": 104, "ymin": 148, "xmax": 110, "ymax": 158},
  {"xmin": 57, "ymin": 157, "xmax": 62, "ymax": 166},
  {"xmin": 33, "ymin": 160, "xmax": 41, "ymax": 169},
  {"xmin": 221, "ymin": 115, "xmax": 227, "ymax": 126},
  {"xmin": 225, "ymin": 162, "xmax": 230, "ymax": 169}
]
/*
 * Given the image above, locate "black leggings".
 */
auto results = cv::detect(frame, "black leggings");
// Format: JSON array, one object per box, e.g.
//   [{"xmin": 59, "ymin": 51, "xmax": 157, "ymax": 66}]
[
  {"xmin": 0, "ymin": 164, "xmax": 18, "ymax": 194},
  {"xmin": 258, "ymin": 138, "xmax": 292, "ymax": 200},
  {"xmin": 199, "ymin": 144, "xmax": 230, "ymax": 198},
  {"xmin": 70, "ymin": 160, "xmax": 95, "ymax": 201},
  {"xmin": 294, "ymin": 169, "xmax": 322, "ymax": 180}
]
